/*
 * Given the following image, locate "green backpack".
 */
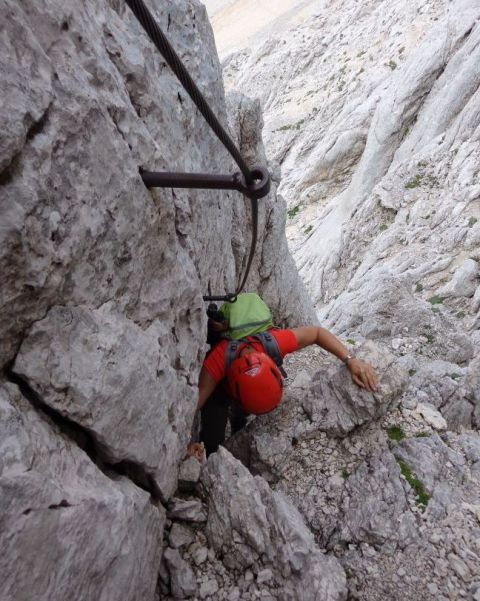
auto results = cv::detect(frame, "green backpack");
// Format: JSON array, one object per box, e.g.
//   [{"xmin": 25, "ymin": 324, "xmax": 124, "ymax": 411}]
[{"xmin": 219, "ymin": 293, "xmax": 274, "ymax": 340}]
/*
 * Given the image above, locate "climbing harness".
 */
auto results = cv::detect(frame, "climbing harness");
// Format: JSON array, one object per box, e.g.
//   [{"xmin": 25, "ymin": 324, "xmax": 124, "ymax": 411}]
[{"xmin": 124, "ymin": 0, "xmax": 271, "ymax": 302}]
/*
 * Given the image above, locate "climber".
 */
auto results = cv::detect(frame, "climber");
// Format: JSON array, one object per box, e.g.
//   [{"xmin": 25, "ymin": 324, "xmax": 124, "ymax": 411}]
[{"xmin": 187, "ymin": 318, "xmax": 379, "ymax": 460}]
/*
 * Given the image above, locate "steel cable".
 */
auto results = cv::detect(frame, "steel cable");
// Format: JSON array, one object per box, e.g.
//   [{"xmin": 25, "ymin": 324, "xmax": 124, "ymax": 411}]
[{"xmin": 124, "ymin": 0, "xmax": 262, "ymax": 301}]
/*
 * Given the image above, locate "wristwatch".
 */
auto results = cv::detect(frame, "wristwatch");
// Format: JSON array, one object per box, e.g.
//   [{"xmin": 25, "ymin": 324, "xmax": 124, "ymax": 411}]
[{"xmin": 343, "ymin": 353, "xmax": 355, "ymax": 365}]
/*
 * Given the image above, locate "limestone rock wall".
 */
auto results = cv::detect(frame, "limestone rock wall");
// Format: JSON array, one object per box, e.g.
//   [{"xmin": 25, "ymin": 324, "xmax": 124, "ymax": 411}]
[{"xmin": 0, "ymin": 1, "xmax": 313, "ymax": 598}]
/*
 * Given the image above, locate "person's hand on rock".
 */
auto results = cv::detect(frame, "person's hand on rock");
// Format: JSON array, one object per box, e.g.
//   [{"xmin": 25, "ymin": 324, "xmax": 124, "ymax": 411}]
[
  {"xmin": 347, "ymin": 358, "xmax": 379, "ymax": 392},
  {"xmin": 186, "ymin": 442, "xmax": 205, "ymax": 462}
]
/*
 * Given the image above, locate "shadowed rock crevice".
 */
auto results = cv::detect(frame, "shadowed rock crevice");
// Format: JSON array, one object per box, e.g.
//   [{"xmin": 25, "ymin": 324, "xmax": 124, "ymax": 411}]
[
  {"xmin": 25, "ymin": 101, "xmax": 52, "ymax": 143},
  {"xmin": 0, "ymin": 103, "xmax": 52, "ymax": 186},
  {"xmin": 0, "ymin": 152, "xmax": 20, "ymax": 186}
]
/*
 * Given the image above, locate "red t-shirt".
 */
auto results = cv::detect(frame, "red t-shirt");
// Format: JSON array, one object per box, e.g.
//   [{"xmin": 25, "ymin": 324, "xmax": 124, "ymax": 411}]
[{"xmin": 203, "ymin": 329, "xmax": 299, "ymax": 383}]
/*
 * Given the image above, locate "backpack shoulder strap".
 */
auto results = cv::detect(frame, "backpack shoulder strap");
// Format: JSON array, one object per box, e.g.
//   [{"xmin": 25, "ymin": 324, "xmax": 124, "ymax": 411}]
[
  {"xmin": 252, "ymin": 332, "xmax": 288, "ymax": 378},
  {"xmin": 224, "ymin": 339, "xmax": 243, "ymax": 376}
]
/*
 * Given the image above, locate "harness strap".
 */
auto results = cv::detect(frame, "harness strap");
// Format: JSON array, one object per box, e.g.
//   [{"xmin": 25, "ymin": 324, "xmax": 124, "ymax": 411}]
[
  {"xmin": 252, "ymin": 332, "xmax": 288, "ymax": 378},
  {"xmin": 225, "ymin": 340, "xmax": 243, "ymax": 374},
  {"xmin": 224, "ymin": 333, "xmax": 288, "ymax": 378}
]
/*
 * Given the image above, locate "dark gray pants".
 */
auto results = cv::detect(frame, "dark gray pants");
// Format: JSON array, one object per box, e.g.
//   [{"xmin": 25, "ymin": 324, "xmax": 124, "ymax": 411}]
[{"xmin": 200, "ymin": 386, "xmax": 248, "ymax": 456}]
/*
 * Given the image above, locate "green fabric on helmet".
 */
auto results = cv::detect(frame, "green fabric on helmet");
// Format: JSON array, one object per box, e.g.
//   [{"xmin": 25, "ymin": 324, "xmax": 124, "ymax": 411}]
[{"xmin": 219, "ymin": 293, "xmax": 274, "ymax": 340}]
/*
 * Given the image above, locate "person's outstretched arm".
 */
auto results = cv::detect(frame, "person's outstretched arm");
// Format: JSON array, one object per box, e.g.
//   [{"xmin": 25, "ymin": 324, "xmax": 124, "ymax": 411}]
[{"xmin": 292, "ymin": 326, "xmax": 379, "ymax": 392}]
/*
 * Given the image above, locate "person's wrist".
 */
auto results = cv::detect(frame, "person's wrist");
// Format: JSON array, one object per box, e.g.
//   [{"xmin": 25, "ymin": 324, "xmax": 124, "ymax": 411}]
[{"xmin": 343, "ymin": 353, "xmax": 356, "ymax": 366}]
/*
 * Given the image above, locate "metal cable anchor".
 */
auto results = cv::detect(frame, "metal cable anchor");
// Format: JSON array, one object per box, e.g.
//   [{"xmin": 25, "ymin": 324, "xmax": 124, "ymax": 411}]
[{"xmin": 140, "ymin": 166, "xmax": 271, "ymax": 201}]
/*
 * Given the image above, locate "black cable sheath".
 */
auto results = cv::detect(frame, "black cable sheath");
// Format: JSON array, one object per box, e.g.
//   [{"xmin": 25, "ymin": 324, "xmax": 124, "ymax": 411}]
[
  {"xmin": 124, "ymin": 0, "xmax": 254, "ymax": 186},
  {"xmin": 236, "ymin": 198, "xmax": 258, "ymax": 293}
]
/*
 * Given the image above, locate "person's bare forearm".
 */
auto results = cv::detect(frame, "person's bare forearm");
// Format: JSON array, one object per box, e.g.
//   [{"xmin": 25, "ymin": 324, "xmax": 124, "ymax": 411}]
[{"xmin": 315, "ymin": 327, "xmax": 350, "ymax": 361}]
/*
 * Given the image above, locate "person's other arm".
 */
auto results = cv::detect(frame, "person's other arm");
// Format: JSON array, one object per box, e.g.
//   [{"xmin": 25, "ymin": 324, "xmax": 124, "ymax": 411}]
[
  {"xmin": 186, "ymin": 367, "xmax": 217, "ymax": 460},
  {"xmin": 292, "ymin": 326, "xmax": 379, "ymax": 392},
  {"xmin": 197, "ymin": 366, "xmax": 217, "ymax": 410}
]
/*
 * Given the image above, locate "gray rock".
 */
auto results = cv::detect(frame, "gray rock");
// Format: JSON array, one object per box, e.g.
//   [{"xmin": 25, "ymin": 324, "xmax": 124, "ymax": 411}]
[
  {"xmin": 332, "ymin": 451, "xmax": 418, "ymax": 549},
  {"xmin": 437, "ymin": 259, "xmax": 479, "ymax": 299},
  {"xmin": 230, "ymin": 588, "xmax": 241, "ymax": 601},
  {"xmin": 199, "ymin": 578, "xmax": 219, "ymax": 599},
  {"xmin": 163, "ymin": 548, "xmax": 197, "ymax": 599},
  {"xmin": 304, "ymin": 341, "xmax": 408, "ymax": 436},
  {"xmin": 393, "ymin": 434, "xmax": 467, "ymax": 517},
  {"xmin": 201, "ymin": 447, "xmax": 347, "ymax": 601},
  {"xmin": 447, "ymin": 553, "xmax": 470, "ymax": 582},
  {"xmin": 168, "ymin": 498, "xmax": 207, "ymax": 523},
  {"xmin": 471, "ymin": 582, "xmax": 480, "ymax": 601},
  {"xmin": 13, "ymin": 305, "xmax": 191, "ymax": 500},
  {"xmin": 412, "ymin": 403, "xmax": 447, "ymax": 430},
  {"xmin": 427, "ymin": 583, "xmax": 438, "ymax": 595},
  {"xmin": 290, "ymin": 370, "xmax": 312, "ymax": 389},
  {"xmin": 178, "ymin": 457, "xmax": 202, "ymax": 492},
  {"xmin": 169, "ymin": 523, "xmax": 195, "ymax": 549},
  {"xmin": 0, "ymin": 381, "xmax": 163, "ymax": 601},
  {"xmin": 457, "ymin": 434, "xmax": 480, "ymax": 464},
  {"xmin": 5, "ymin": 0, "xmax": 480, "ymax": 598},
  {"xmin": 221, "ymin": 2, "xmax": 480, "ymax": 598},
  {"xmin": 1, "ymin": 0, "xmax": 314, "ymax": 595},
  {"xmin": 225, "ymin": 92, "xmax": 317, "ymax": 327},
  {"xmin": 0, "ymin": 0, "xmax": 53, "ymax": 172},
  {"xmin": 192, "ymin": 546, "xmax": 209, "ymax": 566},
  {"xmin": 257, "ymin": 568, "xmax": 273, "ymax": 584},
  {"xmin": 406, "ymin": 360, "xmax": 476, "ymax": 430}
]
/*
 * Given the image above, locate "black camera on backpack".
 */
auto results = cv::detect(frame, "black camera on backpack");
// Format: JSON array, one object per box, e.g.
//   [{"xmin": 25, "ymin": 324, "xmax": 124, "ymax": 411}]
[{"xmin": 206, "ymin": 304, "xmax": 228, "ymax": 346}]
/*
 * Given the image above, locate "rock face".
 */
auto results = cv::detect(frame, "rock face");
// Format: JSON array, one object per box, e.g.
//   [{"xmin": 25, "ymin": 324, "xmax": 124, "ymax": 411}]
[
  {"xmin": 0, "ymin": 0, "xmax": 313, "ymax": 598},
  {"xmin": 224, "ymin": 0, "xmax": 480, "ymax": 431},
  {"xmin": 303, "ymin": 341, "xmax": 408, "ymax": 436},
  {"xmin": 4, "ymin": 0, "xmax": 480, "ymax": 598},
  {"xmin": 0, "ymin": 381, "xmax": 164, "ymax": 601},
  {"xmin": 217, "ymin": 2, "xmax": 480, "ymax": 596}
]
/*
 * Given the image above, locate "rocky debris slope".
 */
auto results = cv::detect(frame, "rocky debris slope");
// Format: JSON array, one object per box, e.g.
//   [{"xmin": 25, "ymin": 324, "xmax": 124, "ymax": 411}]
[
  {"xmin": 159, "ymin": 446, "xmax": 348, "ymax": 601},
  {"xmin": 0, "ymin": 0, "xmax": 313, "ymax": 599},
  {"xmin": 230, "ymin": 348, "xmax": 480, "ymax": 601},
  {"xmin": 156, "ymin": 344, "xmax": 480, "ymax": 600}
]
